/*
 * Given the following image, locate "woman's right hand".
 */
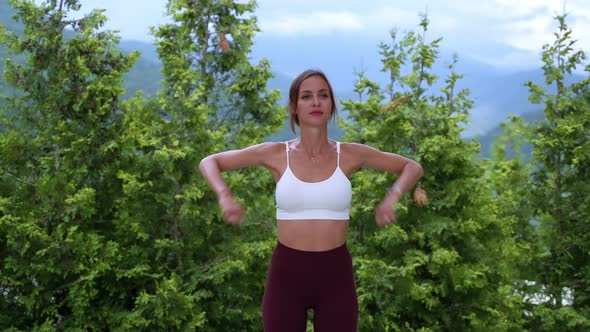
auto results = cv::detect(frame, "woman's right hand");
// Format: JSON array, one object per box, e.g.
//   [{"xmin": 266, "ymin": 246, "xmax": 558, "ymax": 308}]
[{"xmin": 218, "ymin": 191, "xmax": 245, "ymax": 225}]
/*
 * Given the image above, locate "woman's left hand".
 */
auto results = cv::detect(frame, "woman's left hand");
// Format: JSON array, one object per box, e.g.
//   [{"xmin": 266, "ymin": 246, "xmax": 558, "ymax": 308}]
[{"xmin": 375, "ymin": 197, "xmax": 398, "ymax": 227}]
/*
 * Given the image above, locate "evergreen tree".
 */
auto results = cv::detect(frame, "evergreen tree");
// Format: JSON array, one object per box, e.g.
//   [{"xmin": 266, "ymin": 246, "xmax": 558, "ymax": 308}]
[
  {"xmin": 524, "ymin": 13, "xmax": 590, "ymax": 331},
  {"xmin": 0, "ymin": 0, "xmax": 285, "ymax": 329},
  {"xmin": 487, "ymin": 115, "xmax": 534, "ymax": 243},
  {"xmin": 111, "ymin": 0, "xmax": 285, "ymax": 329},
  {"xmin": 340, "ymin": 15, "xmax": 524, "ymax": 331},
  {"xmin": 485, "ymin": 115, "xmax": 538, "ymax": 325},
  {"xmin": 0, "ymin": 0, "xmax": 138, "ymax": 329}
]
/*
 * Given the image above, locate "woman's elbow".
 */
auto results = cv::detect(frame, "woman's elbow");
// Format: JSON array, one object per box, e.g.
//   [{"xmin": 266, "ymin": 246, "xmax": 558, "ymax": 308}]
[
  {"xmin": 199, "ymin": 155, "xmax": 216, "ymax": 175},
  {"xmin": 413, "ymin": 160, "xmax": 424, "ymax": 179}
]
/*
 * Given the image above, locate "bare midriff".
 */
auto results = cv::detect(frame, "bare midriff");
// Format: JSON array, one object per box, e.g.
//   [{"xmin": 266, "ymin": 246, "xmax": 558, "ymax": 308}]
[{"xmin": 277, "ymin": 220, "xmax": 349, "ymax": 252}]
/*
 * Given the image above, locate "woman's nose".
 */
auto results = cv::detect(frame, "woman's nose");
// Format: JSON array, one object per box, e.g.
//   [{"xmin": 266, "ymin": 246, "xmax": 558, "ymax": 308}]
[{"xmin": 312, "ymin": 95, "xmax": 320, "ymax": 106}]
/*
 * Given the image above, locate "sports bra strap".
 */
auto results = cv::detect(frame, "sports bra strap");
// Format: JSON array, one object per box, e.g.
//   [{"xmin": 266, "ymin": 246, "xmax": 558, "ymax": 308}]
[
  {"xmin": 285, "ymin": 141, "xmax": 290, "ymax": 167},
  {"xmin": 285, "ymin": 140, "xmax": 341, "ymax": 167},
  {"xmin": 336, "ymin": 141, "xmax": 341, "ymax": 167}
]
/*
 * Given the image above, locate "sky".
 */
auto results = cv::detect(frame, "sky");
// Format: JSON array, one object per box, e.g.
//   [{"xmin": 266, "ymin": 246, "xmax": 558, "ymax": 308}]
[{"xmin": 68, "ymin": 0, "xmax": 590, "ymax": 72}]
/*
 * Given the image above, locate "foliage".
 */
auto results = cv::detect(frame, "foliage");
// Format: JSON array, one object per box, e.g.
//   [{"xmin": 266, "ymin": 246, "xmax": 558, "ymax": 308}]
[
  {"xmin": 522, "ymin": 13, "xmax": 590, "ymax": 331},
  {"xmin": 0, "ymin": 0, "xmax": 139, "ymax": 328},
  {"xmin": 340, "ymin": 15, "xmax": 524, "ymax": 331},
  {"xmin": 0, "ymin": 0, "xmax": 283, "ymax": 330},
  {"xmin": 2, "ymin": 0, "xmax": 589, "ymax": 330},
  {"xmin": 115, "ymin": 0, "xmax": 285, "ymax": 329}
]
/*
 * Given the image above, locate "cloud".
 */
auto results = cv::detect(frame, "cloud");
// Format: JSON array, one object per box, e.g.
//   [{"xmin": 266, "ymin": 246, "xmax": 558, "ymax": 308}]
[
  {"xmin": 359, "ymin": 6, "xmax": 422, "ymax": 32},
  {"xmin": 567, "ymin": 8, "xmax": 590, "ymax": 52},
  {"xmin": 392, "ymin": 0, "xmax": 590, "ymax": 70},
  {"xmin": 499, "ymin": 16, "xmax": 555, "ymax": 52},
  {"xmin": 449, "ymin": 0, "xmax": 590, "ymax": 50},
  {"xmin": 59, "ymin": 0, "xmax": 590, "ymax": 71},
  {"xmin": 259, "ymin": 11, "xmax": 364, "ymax": 36}
]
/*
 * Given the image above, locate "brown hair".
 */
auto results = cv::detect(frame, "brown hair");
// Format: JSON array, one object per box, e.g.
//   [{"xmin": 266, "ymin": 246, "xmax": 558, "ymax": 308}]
[{"xmin": 289, "ymin": 69, "xmax": 337, "ymax": 133}]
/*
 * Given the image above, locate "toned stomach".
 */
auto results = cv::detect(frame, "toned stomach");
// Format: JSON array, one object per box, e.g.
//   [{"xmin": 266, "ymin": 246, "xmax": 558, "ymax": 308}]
[{"xmin": 277, "ymin": 220, "xmax": 349, "ymax": 251}]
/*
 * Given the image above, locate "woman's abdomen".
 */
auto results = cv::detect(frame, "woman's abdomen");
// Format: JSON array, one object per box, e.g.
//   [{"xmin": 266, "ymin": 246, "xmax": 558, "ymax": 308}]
[{"xmin": 276, "ymin": 220, "xmax": 349, "ymax": 252}]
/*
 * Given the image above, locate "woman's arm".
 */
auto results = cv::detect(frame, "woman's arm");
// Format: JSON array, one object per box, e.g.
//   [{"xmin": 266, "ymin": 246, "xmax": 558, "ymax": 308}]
[
  {"xmin": 199, "ymin": 142, "xmax": 278, "ymax": 224},
  {"xmin": 347, "ymin": 143, "xmax": 424, "ymax": 227}
]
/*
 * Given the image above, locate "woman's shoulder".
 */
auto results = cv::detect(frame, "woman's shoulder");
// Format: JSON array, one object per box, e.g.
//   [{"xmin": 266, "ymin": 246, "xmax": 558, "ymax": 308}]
[
  {"xmin": 339, "ymin": 141, "xmax": 374, "ymax": 154},
  {"xmin": 339, "ymin": 142, "xmax": 386, "ymax": 164},
  {"xmin": 246, "ymin": 141, "xmax": 288, "ymax": 156},
  {"xmin": 259, "ymin": 141, "xmax": 288, "ymax": 149}
]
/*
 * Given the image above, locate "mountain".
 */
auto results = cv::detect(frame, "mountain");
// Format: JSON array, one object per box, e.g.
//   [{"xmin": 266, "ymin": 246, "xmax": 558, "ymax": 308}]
[
  {"xmin": 119, "ymin": 40, "xmax": 163, "ymax": 98},
  {"xmin": 0, "ymin": 0, "xmax": 16, "ymax": 95},
  {"xmin": 249, "ymin": 33, "xmax": 584, "ymax": 139},
  {"xmin": 119, "ymin": 40, "xmax": 160, "ymax": 64},
  {"xmin": 472, "ymin": 109, "xmax": 545, "ymax": 159},
  {"xmin": 0, "ymin": 1, "xmax": 22, "ymax": 34}
]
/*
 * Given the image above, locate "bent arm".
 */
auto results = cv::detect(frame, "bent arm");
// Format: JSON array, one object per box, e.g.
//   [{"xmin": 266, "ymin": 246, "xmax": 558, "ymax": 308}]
[
  {"xmin": 351, "ymin": 143, "xmax": 424, "ymax": 201},
  {"xmin": 199, "ymin": 155, "xmax": 232, "ymax": 199},
  {"xmin": 385, "ymin": 158, "xmax": 424, "ymax": 202},
  {"xmin": 198, "ymin": 142, "xmax": 275, "ymax": 199}
]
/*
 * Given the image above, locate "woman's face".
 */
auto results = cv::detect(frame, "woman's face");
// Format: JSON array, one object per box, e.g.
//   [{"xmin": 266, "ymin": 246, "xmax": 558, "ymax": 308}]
[{"xmin": 296, "ymin": 76, "xmax": 333, "ymax": 126}]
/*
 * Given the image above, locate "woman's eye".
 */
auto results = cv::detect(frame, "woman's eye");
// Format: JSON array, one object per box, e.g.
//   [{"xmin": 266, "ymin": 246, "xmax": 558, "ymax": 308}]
[
  {"xmin": 301, "ymin": 95, "xmax": 310, "ymax": 99},
  {"xmin": 321, "ymin": 94, "xmax": 329, "ymax": 99}
]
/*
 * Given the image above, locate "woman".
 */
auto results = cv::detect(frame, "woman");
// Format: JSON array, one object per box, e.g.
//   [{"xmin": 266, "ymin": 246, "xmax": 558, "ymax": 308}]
[{"xmin": 199, "ymin": 69, "xmax": 423, "ymax": 331}]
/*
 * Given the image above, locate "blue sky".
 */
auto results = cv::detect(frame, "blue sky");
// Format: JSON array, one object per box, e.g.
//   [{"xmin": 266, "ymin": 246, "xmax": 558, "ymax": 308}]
[{"xmin": 70, "ymin": 0, "xmax": 590, "ymax": 72}]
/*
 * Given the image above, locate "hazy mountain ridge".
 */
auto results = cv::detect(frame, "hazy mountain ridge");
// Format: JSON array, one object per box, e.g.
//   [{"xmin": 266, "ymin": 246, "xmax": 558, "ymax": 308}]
[{"xmin": 250, "ymin": 32, "xmax": 584, "ymax": 141}]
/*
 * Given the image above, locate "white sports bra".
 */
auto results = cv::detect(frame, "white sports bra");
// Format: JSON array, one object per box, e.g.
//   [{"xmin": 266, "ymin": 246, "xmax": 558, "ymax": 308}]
[{"xmin": 275, "ymin": 141, "xmax": 352, "ymax": 220}]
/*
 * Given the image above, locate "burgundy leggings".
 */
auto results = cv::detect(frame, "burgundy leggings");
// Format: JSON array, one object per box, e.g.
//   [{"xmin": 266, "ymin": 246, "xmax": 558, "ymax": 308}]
[{"xmin": 262, "ymin": 242, "xmax": 358, "ymax": 332}]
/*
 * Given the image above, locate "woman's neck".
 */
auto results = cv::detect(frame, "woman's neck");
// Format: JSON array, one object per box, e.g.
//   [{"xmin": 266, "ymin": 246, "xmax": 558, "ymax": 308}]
[{"xmin": 297, "ymin": 127, "xmax": 331, "ymax": 156}]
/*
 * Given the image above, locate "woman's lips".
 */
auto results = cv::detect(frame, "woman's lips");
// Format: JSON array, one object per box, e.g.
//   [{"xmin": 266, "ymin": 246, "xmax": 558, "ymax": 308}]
[{"xmin": 310, "ymin": 111, "xmax": 323, "ymax": 116}]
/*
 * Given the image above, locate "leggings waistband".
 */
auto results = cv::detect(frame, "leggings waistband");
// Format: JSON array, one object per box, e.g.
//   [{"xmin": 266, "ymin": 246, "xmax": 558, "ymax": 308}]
[{"xmin": 276, "ymin": 241, "xmax": 348, "ymax": 255}]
